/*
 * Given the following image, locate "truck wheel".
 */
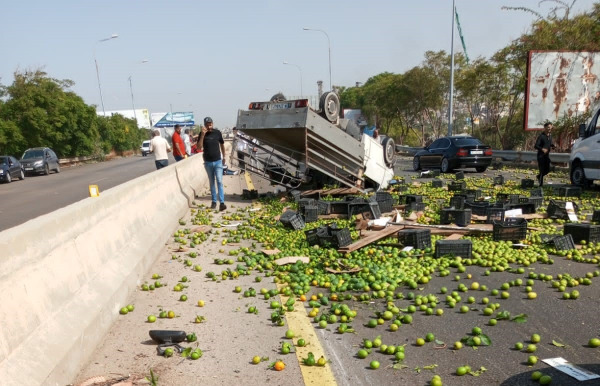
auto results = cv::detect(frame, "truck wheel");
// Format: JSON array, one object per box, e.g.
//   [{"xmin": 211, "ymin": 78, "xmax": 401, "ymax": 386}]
[
  {"xmin": 270, "ymin": 93, "xmax": 286, "ymax": 102},
  {"xmin": 412, "ymin": 156, "xmax": 421, "ymax": 171},
  {"xmin": 319, "ymin": 92, "xmax": 340, "ymax": 122},
  {"xmin": 570, "ymin": 164, "xmax": 589, "ymax": 187},
  {"xmin": 382, "ymin": 137, "xmax": 396, "ymax": 167}
]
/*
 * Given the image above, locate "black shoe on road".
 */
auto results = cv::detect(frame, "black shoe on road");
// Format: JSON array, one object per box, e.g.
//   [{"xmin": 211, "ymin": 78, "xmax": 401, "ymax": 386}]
[
  {"xmin": 219, "ymin": 203, "xmax": 227, "ymax": 211},
  {"xmin": 211, "ymin": 202, "xmax": 217, "ymax": 209}
]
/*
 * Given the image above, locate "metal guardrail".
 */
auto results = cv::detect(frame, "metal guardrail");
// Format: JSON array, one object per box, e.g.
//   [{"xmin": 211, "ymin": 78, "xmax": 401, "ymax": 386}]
[
  {"xmin": 395, "ymin": 146, "xmax": 570, "ymax": 164},
  {"xmin": 58, "ymin": 155, "xmax": 98, "ymax": 165}
]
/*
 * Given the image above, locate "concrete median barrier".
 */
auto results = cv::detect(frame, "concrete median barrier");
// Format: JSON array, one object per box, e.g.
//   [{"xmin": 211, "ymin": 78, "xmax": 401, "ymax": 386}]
[{"xmin": 0, "ymin": 154, "xmax": 209, "ymax": 385}]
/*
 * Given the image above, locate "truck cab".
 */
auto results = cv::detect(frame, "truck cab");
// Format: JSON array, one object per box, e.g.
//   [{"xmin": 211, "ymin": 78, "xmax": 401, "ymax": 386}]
[{"xmin": 570, "ymin": 106, "xmax": 600, "ymax": 186}]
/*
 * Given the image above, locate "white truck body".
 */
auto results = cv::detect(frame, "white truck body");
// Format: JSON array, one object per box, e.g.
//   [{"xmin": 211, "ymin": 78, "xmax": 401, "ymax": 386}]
[{"xmin": 234, "ymin": 95, "xmax": 395, "ymax": 191}]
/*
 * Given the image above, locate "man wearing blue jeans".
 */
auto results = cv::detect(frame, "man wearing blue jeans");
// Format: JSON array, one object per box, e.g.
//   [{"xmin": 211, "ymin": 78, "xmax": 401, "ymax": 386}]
[{"xmin": 198, "ymin": 117, "xmax": 227, "ymax": 211}]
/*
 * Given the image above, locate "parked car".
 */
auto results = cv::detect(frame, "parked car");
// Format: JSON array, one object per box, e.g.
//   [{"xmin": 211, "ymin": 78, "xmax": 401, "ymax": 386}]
[
  {"xmin": 412, "ymin": 136, "xmax": 492, "ymax": 173},
  {"xmin": 20, "ymin": 147, "xmax": 60, "ymax": 175},
  {"xmin": 140, "ymin": 140, "xmax": 151, "ymax": 156},
  {"xmin": 0, "ymin": 155, "xmax": 25, "ymax": 183}
]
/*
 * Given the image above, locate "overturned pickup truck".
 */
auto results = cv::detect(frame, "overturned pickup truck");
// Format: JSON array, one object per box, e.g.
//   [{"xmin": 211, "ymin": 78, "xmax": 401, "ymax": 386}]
[{"xmin": 233, "ymin": 92, "xmax": 396, "ymax": 191}]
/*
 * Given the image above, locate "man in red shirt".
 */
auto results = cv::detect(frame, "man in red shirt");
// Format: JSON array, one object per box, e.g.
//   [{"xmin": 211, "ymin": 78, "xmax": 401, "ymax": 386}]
[{"xmin": 172, "ymin": 124, "xmax": 186, "ymax": 162}]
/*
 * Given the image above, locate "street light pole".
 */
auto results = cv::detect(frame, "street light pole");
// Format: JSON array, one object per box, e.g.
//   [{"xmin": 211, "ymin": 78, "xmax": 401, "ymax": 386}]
[
  {"xmin": 94, "ymin": 33, "xmax": 119, "ymax": 117},
  {"xmin": 448, "ymin": 0, "xmax": 456, "ymax": 137},
  {"xmin": 303, "ymin": 27, "xmax": 332, "ymax": 91},
  {"xmin": 128, "ymin": 59, "xmax": 149, "ymax": 126},
  {"xmin": 283, "ymin": 61, "xmax": 303, "ymax": 98}
]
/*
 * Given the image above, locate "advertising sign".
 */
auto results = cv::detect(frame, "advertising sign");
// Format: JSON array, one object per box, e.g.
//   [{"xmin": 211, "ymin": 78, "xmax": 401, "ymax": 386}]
[
  {"xmin": 152, "ymin": 112, "xmax": 195, "ymax": 127},
  {"xmin": 525, "ymin": 51, "xmax": 600, "ymax": 130}
]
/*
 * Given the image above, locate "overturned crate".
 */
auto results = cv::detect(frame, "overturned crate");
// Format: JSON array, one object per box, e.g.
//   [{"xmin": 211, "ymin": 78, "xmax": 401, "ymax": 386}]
[
  {"xmin": 440, "ymin": 208, "xmax": 472, "ymax": 227},
  {"xmin": 435, "ymin": 239, "xmax": 472, "ymax": 258},
  {"xmin": 279, "ymin": 210, "xmax": 305, "ymax": 230},
  {"xmin": 492, "ymin": 218, "xmax": 528, "ymax": 242},
  {"xmin": 563, "ymin": 223, "xmax": 600, "ymax": 244},
  {"xmin": 397, "ymin": 229, "xmax": 432, "ymax": 250}
]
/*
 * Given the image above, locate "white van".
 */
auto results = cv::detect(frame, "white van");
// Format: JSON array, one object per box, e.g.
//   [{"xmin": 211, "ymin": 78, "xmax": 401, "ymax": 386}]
[
  {"xmin": 570, "ymin": 107, "xmax": 600, "ymax": 186},
  {"xmin": 140, "ymin": 140, "xmax": 151, "ymax": 156}
]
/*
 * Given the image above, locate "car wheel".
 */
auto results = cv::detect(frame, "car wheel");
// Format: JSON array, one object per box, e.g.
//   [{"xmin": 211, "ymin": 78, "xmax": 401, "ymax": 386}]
[
  {"xmin": 570, "ymin": 164, "xmax": 589, "ymax": 187},
  {"xmin": 475, "ymin": 166, "xmax": 487, "ymax": 173},
  {"xmin": 412, "ymin": 156, "xmax": 421, "ymax": 171},
  {"xmin": 20, "ymin": 169, "xmax": 25, "ymax": 180},
  {"xmin": 441, "ymin": 157, "xmax": 451, "ymax": 173},
  {"xmin": 6, "ymin": 173, "xmax": 11, "ymax": 183},
  {"xmin": 55, "ymin": 164, "xmax": 60, "ymax": 173},
  {"xmin": 44, "ymin": 164, "xmax": 50, "ymax": 175}
]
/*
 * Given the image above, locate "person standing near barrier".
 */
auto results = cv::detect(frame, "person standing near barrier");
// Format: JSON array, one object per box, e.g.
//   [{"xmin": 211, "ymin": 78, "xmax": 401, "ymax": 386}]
[
  {"xmin": 183, "ymin": 128, "xmax": 192, "ymax": 156},
  {"xmin": 535, "ymin": 122, "xmax": 555, "ymax": 186},
  {"xmin": 149, "ymin": 129, "xmax": 171, "ymax": 170},
  {"xmin": 198, "ymin": 117, "xmax": 227, "ymax": 211},
  {"xmin": 172, "ymin": 124, "xmax": 187, "ymax": 162}
]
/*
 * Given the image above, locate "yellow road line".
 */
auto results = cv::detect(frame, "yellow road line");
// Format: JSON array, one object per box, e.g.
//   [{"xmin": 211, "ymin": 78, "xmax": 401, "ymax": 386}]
[
  {"xmin": 244, "ymin": 171, "xmax": 255, "ymax": 191},
  {"xmin": 249, "ymin": 169, "xmax": 335, "ymax": 384},
  {"xmin": 277, "ymin": 285, "xmax": 337, "ymax": 386}
]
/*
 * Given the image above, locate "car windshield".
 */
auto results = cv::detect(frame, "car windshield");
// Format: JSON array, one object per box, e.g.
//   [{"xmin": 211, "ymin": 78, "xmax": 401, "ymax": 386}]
[
  {"xmin": 0, "ymin": 157, "xmax": 7, "ymax": 165},
  {"xmin": 453, "ymin": 138, "xmax": 483, "ymax": 146},
  {"xmin": 22, "ymin": 150, "xmax": 44, "ymax": 159}
]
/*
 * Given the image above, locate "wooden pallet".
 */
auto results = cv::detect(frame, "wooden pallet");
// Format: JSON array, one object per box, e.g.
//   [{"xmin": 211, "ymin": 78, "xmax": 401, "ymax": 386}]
[{"xmin": 338, "ymin": 225, "xmax": 403, "ymax": 253}]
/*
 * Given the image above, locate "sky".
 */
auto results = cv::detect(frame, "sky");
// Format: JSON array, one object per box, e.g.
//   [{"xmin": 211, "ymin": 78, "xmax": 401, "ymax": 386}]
[{"xmin": 1, "ymin": 0, "xmax": 598, "ymax": 129}]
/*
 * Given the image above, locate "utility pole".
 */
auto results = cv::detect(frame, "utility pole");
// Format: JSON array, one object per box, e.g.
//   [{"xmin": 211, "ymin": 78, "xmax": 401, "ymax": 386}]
[{"xmin": 447, "ymin": 0, "xmax": 456, "ymax": 137}]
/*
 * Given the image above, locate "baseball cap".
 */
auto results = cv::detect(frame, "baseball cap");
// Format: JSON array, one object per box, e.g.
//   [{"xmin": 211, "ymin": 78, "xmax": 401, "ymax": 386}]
[{"xmin": 204, "ymin": 117, "xmax": 213, "ymax": 125}]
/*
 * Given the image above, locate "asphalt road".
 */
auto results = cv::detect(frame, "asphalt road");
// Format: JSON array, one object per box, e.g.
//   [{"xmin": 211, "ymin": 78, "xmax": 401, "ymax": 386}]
[{"xmin": 0, "ymin": 154, "xmax": 172, "ymax": 232}]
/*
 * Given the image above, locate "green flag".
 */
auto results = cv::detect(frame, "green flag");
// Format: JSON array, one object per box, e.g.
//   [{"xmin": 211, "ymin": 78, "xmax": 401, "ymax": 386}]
[{"xmin": 455, "ymin": 7, "xmax": 470, "ymax": 64}]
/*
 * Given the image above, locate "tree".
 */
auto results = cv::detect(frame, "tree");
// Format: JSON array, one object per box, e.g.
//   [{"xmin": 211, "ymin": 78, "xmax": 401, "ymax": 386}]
[{"xmin": 0, "ymin": 69, "xmax": 100, "ymax": 157}]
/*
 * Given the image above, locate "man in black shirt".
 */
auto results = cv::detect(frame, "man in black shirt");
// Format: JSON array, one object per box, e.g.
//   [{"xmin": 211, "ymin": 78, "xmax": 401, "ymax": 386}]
[
  {"xmin": 534, "ymin": 122, "xmax": 554, "ymax": 187},
  {"xmin": 198, "ymin": 117, "xmax": 227, "ymax": 211}
]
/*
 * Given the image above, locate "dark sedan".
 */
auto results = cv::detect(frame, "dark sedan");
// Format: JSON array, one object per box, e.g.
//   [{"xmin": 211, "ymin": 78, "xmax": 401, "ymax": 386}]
[
  {"xmin": 412, "ymin": 136, "xmax": 492, "ymax": 173},
  {"xmin": 0, "ymin": 156, "xmax": 25, "ymax": 183},
  {"xmin": 20, "ymin": 147, "xmax": 60, "ymax": 175}
]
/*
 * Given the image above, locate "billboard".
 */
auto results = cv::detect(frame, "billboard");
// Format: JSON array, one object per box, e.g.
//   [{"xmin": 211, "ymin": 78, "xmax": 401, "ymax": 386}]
[
  {"xmin": 151, "ymin": 112, "xmax": 195, "ymax": 127},
  {"xmin": 97, "ymin": 109, "xmax": 152, "ymax": 129},
  {"xmin": 525, "ymin": 51, "xmax": 600, "ymax": 130}
]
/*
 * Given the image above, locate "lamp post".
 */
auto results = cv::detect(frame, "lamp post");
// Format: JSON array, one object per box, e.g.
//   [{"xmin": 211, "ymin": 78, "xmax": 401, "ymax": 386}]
[
  {"xmin": 283, "ymin": 61, "xmax": 303, "ymax": 98},
  {"xmin": 94, "ymin": 34, "xmax": 119, "ymax": 117},
  {"xmin": 128, "ymin": 59, "xmax": 149, "ymax": 125},
  {"xmin": 303, "ymin": 27, "xmax": 332, "ymax": 91},
  {"xmin": 448, "ymin": 0, "xmax": 456, "ymax": 137}
]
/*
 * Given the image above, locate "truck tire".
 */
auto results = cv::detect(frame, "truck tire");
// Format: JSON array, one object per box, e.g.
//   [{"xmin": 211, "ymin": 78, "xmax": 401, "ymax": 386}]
[
  {"xmin": 382, "ymin": 137, "xmax": 396, "ymax": 167},
  {"xmin": 570, "ymin": 163, "xmax": 590, "ymax": 187},
  {"xmin": 270, "ymin": 93, "xmax": 286, "ymax": 102},
  {"xmin": 319, "ymin": 92, "xmax": 340, "ymax": 122}
]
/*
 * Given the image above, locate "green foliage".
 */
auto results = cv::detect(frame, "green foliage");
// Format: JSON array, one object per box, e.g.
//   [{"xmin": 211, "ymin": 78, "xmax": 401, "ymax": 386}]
[{"xmin": 0, "ymin": 69, "xmax": 144, "ymax": 157}]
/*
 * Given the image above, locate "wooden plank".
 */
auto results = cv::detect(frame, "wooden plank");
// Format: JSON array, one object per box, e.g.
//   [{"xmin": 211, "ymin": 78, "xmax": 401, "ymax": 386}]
[{"xmin": 338, "ymin": 225, "xmax": 403, "ymax": 252}]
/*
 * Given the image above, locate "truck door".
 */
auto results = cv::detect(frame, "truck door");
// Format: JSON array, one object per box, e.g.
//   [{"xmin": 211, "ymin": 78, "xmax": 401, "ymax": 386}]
[{"xmin": 581, "ymin": 110, "xmax": 600, "ymax": 180}]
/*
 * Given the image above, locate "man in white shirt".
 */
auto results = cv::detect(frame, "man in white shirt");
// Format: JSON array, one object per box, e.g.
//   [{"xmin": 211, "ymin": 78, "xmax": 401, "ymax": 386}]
[
  {"xmin": 149, "ymin": 129, "xmax": 172, "ymax": 169},
  {"xmin": 183, "ymin": 128, "xmax": 192, "ymax": 156}
]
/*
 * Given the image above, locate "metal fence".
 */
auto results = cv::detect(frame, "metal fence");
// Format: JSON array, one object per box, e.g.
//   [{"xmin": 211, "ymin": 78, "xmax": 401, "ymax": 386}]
[{"xmin": 395, "ymin": 146, "xmax": 570, "ymax": 164}]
